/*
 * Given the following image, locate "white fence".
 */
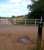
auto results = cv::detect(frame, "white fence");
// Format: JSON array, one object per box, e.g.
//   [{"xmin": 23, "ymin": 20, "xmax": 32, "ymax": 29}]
[
  {"xmin": 0, "ymin": 19, "xmax": 11, "ymax": 24},
  {"xmin": 0, "ymin": 19, "xmax": 44, "ymax": 25},
  {"xmin": 16, "ymin": 19, "xmax": 44, "ymax": 25}
]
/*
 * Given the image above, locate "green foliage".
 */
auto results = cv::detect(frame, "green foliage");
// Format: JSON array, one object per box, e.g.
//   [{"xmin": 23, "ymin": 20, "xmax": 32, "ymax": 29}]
[
  {"xmin": 0, "ymin": 17, "xmax": 1, "ymax": 19},
  {"xmin": 27, "ymin": 0, "xmax": 44, "ymax": 20},
  {"xmin": 11, "ymin": 16, "xmax": 15, "ymax": 18}
]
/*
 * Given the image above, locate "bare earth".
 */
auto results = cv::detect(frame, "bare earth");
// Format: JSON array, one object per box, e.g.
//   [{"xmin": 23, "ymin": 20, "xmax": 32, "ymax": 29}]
[{"xmin": 0, "ymin": 24, "xmax": 43, "ymax": 50}]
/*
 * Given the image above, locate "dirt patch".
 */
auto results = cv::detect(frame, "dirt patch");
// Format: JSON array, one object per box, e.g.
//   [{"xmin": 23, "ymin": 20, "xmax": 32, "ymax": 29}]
[{"xmin": 0, "ymin": 25, "xmax": 38, "ymax": 50}]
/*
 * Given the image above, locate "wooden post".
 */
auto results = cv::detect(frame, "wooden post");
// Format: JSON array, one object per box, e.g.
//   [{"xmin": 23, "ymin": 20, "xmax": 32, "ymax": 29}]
[{"xmin": 36, "ymin": 16, "xmax": 43, "ymax": 50}]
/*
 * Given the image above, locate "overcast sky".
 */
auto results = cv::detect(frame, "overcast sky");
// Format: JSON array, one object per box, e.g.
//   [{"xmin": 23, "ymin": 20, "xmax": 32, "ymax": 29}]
[{"xmin": 0, "ymin": 0, "xmax": 32, "ymax": 17}]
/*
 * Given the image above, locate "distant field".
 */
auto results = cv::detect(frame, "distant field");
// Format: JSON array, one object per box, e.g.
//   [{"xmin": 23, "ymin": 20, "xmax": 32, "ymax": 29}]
[{"xmin": 0, "ymin": 24, "xmax": 44, "ymax": 50}]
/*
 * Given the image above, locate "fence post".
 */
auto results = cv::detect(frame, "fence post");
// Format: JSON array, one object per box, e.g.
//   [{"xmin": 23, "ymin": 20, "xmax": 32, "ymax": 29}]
[
  {"xmin": 36, "ymin": 16, "xmax": 43, "ymax": 50},
  {"xmin": 25, "ymin": 19, "xmax": 26, "ymax": 25},
  {"xmin": 28, "ymin": 19, "xmax": 29, "ymax": 24},
  {"xmin": 35, "ymin": 19, "xmax": 36, "ymax": 28}
]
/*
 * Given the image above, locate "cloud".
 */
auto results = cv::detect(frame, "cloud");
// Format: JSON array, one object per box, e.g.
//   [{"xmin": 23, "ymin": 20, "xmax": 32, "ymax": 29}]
[
  {"xmin": 10, "ymin": 0, "xmax": 22, "ymax": 3},
  {"xmin": 0, "ymin": 0, "xmax": 32, "ymax": 17}
]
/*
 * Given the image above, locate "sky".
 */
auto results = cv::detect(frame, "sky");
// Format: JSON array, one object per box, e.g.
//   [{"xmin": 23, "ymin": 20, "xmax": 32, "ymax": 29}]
[{"xmin": 0, "ymin": 0, "xmax": 32, "ymax": 17}]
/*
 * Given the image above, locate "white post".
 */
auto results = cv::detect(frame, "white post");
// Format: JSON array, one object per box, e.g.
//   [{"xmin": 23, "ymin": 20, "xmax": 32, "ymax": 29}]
[
  {"xmin": 35, "ymin": 19, "xmax": 36, "ymax": 28},
  {"xmin": 25, "ymin": 19, "xmax": 26, "ymax": 25},
  {"xmin": 40, "ymin": 16, "xmax": 42, "ymax": 24},
  {"xmin": 28, "ymin": 19, "xmax": 29, "ymax": 24}
]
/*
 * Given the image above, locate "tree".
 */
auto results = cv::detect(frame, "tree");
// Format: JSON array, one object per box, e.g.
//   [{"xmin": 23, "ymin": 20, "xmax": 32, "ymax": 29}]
[
  {"xmin": 11, "ymin": 16, "xmax": 15, "ymax": 18},
  {"xmin": 27, "ymin": 0, "xmax": 44, "ymax": 20},
  {"xmin": 27, "ymin": 0, "xmax": 44, "ymax": 50},
  {"xmin": 0, "ymin": 17, "xmax": 1, "ymax": 19}
]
